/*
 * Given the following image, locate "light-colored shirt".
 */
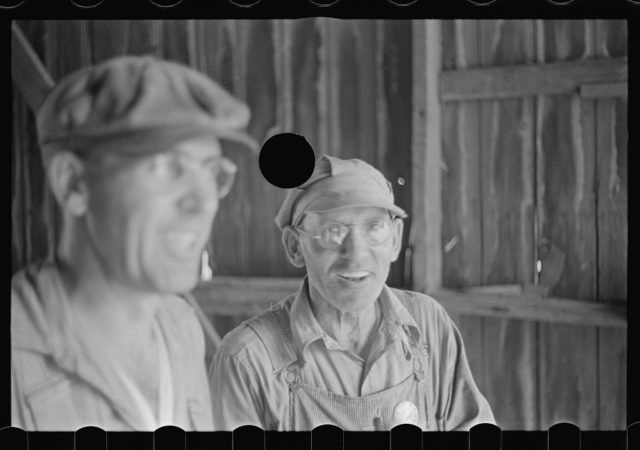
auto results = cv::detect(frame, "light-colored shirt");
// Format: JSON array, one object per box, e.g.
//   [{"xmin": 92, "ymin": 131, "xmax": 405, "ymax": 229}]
[
  {"xmin": 209, "ymin": 279, "xmax": 495, "ymax": 430},
  {"xmin": 11, "ymin": 261, "xmax": 213, "ymax": 430}
]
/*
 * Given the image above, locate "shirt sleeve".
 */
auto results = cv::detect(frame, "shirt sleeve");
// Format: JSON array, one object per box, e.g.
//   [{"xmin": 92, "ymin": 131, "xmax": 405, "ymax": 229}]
[
  {"xmin": 209, "ymin": 349, "xmax": 269, "ymax": 431},
  {"xmin": 441, "ymin": 316, "xmax": 496, "ymax": 431}
]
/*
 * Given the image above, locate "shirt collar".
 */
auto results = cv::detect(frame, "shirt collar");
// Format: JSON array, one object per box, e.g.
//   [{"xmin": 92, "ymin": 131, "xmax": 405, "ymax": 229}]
[
  {"xmin": 289, "ymin": 277, "xmax": 326, "ymax": 357},
  {"xmin": 12, "ymin": 261, "xmax": 179, "ymax": 430},
  {"xmin": 378, "ymin": 285, "xmax": 422, "ymax": 348},
  {"xmin": 288, "ymin": 278, "xmax": 422, "ymax": 359}
]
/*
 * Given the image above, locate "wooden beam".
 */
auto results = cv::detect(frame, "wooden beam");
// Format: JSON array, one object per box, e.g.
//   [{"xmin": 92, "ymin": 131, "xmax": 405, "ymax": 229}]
[
  {"xmin": 192, "ymin": 276, "xmax": 627, "ymax": 329},
  {"xmin": 580, "ymin": 81, "xmax": 628, "ymax": 99},
  {"xmin": 192, "ymin": 276, "xmax": 301, "ymax": 316},
  {"xmin": 435, "ymin": 289, "xmax": 626, "ymax": 330},
  {"xmin": 440, "ymin": 57, "xmax": 627, "ymax": 101},
  {"xmin": 11, "ymin": 22, "xmax": 54, "ymax": 113},
  {"xmin": 411, "ymin": 20, "xmax": 442, "ymax": 293}
]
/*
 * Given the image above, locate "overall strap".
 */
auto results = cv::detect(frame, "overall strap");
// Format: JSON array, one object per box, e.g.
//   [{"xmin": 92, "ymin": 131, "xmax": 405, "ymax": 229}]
[{"xmin": 246, "ymin": 307, "xmax": 298, "ymax": 373}]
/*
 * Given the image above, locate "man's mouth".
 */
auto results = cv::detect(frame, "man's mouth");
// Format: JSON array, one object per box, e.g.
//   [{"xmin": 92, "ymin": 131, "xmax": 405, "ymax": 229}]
[
  {"xmin": 337, "ymin": 271, "xmax": 371, "ymax": 282},
  {"xmin": 165, "ymin": 230, "xmax": 200, "ymax": 255}
]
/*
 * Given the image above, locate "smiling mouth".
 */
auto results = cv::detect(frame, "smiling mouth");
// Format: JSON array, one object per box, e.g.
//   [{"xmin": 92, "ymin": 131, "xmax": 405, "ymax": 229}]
[
  {"xmin": 337, "ymin": 271, "xmax": 371, "ymax": 282},
  {"xmin": 165, "ymin": 231, "xmax": 200, "ymax": 256}
]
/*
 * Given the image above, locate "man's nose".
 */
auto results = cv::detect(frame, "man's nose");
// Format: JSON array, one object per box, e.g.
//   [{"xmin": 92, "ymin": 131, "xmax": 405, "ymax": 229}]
[
  {"xmin": 177, "ymin": 172, "xmax": 219, "ymax": 215},
  {"xmin": 339, "ymin": 225, "xmax": 369, "ymax": 256}
]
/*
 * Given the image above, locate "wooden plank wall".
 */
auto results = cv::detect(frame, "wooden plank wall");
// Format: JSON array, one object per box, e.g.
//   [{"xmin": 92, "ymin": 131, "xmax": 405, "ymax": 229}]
[
  {"xmin": 537, "ymin": 19, "xmax": 599, "ymax": 430},
  {"xmin": 11, "ymin": 19, "xmax": 413, "ymax": 347},
  {"xmin": 12, "ymin": 19, "xmax": 625, "ymax": 430},
  {"xmin": 440, "ymin": 19, "xmax": 627, "ymax": 430}
]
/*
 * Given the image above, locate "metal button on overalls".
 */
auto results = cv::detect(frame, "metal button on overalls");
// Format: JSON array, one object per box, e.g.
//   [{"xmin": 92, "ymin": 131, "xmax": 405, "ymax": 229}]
[{"xmin": 286, "ymin": 346, "xmax": 429, "ymax": 431}]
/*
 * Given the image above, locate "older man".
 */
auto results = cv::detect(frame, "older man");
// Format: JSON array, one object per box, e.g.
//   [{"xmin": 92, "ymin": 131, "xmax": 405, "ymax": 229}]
[
  {"xmin": 11, "ymin": 56, "xmax": 252, "ymax": 430},
  {"xmin": 210, "ymin": 156, "xmax": 495, "ymax": 431}
]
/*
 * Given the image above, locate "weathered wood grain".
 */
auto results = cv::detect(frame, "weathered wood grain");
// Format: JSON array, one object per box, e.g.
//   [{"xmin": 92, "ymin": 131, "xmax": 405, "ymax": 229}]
[
  {"xmin": 355, "ymin": 21, "xmax": 378, "ymax": 166},
  {"xmin": 478, "ymin": 19, "xmax": 538, "ymax": 430},
  {"xmin": 595, "ymin": 20, "xmax": 627, "ymax": 430},
  {"xmin": 440, "ymin": 58, "xmax": 627, "ymax": 102},
  {"xmin": 538, "ymin": 20, "xmax": 599, "ymax": 430},
  {"xmin": 439, "ymin": 19, "xmax": 486, "ymax": 399},
  {"xmin": 200, "ymin": 21, "xmax": 252, "ymax": 277},
  {"xmin": 329, "ymin": 19, "xmax": 359, "ymax": 160},
  {"xmin": 411, "ymin": 20, "xmax": 441, "ymax": 294},
  {"xmin": 11, "ymin": 23, "xmax": 54, "ymax": 113},
  {"xmin": 10, "ymin": 19, "xmax": 627, "ymax": 431},
  {"xmin": 12, "ymin": 92, "xmax": 46, "ymax": 270},
  {"xmin": 289, "ymin": 18, "xmax": 322, "ymax": 154},
  {"xmin": 191, "ymin": 277, "xmax": 626, "ymax": 328},
  {"xmin": 435, "ymin": 289, "xmax": 625, "ymax": 329},
  {"xmin": 126, "ymin": 20, "xmax": 162, "ymax": 56},
  {"xmin": 12, "ymin": 21, "xmax": 51, "ymax": 271},
  {"xmin": 242, "ymin": 20, "xmax": 294, "ymax": 276},
  {"xmin": 380, "ymin": 20, "xmax": 413, "ymax": 288},
  {"xmin": 595, "ymin": 20, "xmax": 627, "ymax": 59},
  {"xmin": 87, "ymin": 21, "xmax": 130, "ymax": 62},
  {"xmin": 580, "ymin": 82, "xmax": 627, "ymax": 99},
  {"xmin": 42, "ymin": 21, "xmax": 94, "ymax": 259},
  {"xmin": 43, "ymin": 20, "xmax": 92, "ymax": 79},
  {"xmin": 160, "ymin": 20, "xmax": 190, "ymax": 64}
]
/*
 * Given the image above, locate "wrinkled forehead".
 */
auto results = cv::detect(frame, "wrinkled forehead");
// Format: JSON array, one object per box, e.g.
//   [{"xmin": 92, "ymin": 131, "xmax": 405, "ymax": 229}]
[
  {"xmin": 301, "ymin": 206, "xmax": 392, "ymax": 228},
  {"xmin": 170, "ymin": 136, "xmax": 223, "ymax": 160},
  {"xmin": 80, "ymin": 135, "xmax": 224, "ymax": 174}
]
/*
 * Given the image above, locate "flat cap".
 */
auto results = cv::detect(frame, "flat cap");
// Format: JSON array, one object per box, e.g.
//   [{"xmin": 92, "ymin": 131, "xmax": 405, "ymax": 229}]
[
  {"xmin": 275, "ymin": 155, "xmax": 408, "ymax": 230},
  {"xmin": 37, "ymin": 55, "xmax": 256, "ymax": 162}
]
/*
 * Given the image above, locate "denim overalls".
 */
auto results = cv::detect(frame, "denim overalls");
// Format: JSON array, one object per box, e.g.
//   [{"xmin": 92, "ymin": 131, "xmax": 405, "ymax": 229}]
[{"xmin": 247, "ymin": 295, "xmax": 434, "ymax": 431}]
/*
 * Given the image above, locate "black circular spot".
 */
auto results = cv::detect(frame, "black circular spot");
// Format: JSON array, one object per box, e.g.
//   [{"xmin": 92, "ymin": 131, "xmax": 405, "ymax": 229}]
[
  {"xmin": 387, "ymin": 0, "xmax": 418, "ymax": 6},
  {"xmin": 149, "ymin": 0, "xmax": 183, "ymax": 7},
  {"xmin": 467, "ymin": 0, "xmax": 496, "ymax": 5},
  {"xmin": 309, "ymin": 0, "xmax": 341, "ymax": 7},
  {"xmin": 229, "ymin": 0, "xmax": 262, "ymax": 7},
  {"xmin": 259, "ymin": 133, "xmax": 316, "ymax": 189},
  {"xmin": 0, "ymin": 0, "xmax": 25, "ymax": 8},
  {"xmin": 71, "ymin": 0, "xmax": 104, "ymax": 7}
]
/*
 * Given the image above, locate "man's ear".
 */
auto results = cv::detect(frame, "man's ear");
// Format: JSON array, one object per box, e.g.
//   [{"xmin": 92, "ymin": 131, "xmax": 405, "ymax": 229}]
[
  {"xmin": 282, "ymin": 226, "xmax": 306, "ymax": 269},
  {"xmin": 47, "ymin": 152, "xmax": 90, "ymax": 217},
  {"xmin": 390, "ymin": 218, "xmax": 404, "ymax": 262}
]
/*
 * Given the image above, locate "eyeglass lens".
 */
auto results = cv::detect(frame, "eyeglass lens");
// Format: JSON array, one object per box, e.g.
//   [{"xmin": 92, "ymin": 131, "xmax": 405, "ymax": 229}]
[
  {"xmin": 320, "ymin": 219, "xmax": 391, "ymax": 248},
  {"xmin": 150, "ymin": 153, "xmax": 237, "ymax": 199}
]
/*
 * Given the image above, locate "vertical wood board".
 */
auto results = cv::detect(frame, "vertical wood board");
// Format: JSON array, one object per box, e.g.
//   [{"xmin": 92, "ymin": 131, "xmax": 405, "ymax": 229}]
[
  {"xmin": 12, "ymin": 21, "xmax": 49, "ymax": 270},
  {"xmin": 42, "ymin": 21, "xmax": 94, "ymax": 259},
  {"xmin": 595, "ymin": 19, "xmax": 628, "ymax": 429},
  {"xmin": 160, "ymin": 20, "xmax": 191, "ymax": 64},
  {"xmin": 88, "ymin": 21, "xmax": 130, "ymax": 62},
  {"xmin": 538, "ymin": 20, "xmax": 599, "ymax": 430},
  {"xmin": 439, "ymin": 19, "xmax": 486, "ymax": 396},
  {"xmin": 381, "ymin": 20, "xmax": 413, "ymax": 288},
  {"xmin": 243, "ymin": 21, "xmax": 293, "ymax": 277},
  {"xmin": 411, "ymin": 20, "xmax": 441, "ymax": 295},
  {"xmin": 478, "ymin": 19, "xmax": 538, "ymax": 430},
  {"xmin": 289, "ymin": 19, "xmax": 322, "ymax": 155}
]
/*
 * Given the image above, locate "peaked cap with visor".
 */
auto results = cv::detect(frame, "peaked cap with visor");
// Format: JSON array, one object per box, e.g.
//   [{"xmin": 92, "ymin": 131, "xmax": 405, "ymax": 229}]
[
  {"xmin": 36, "ymin": 55, "xmax": 257, "ymax": 163},
  {"xmin": 275, "ymin": 156, "xmax": 408, "ymax": 231}
]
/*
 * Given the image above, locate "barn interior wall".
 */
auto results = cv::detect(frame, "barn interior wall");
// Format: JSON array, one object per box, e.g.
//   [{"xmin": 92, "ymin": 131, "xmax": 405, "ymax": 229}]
[{"xmin": 11, "ymin": 19, "xmax": 627, "ymax": 430}]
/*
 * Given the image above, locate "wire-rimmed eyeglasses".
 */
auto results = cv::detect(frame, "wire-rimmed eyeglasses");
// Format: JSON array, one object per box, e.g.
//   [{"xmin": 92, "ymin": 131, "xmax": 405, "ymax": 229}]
[{"xmin": 294, "ymin": 216, "xmax": 396, "ymax": 250}]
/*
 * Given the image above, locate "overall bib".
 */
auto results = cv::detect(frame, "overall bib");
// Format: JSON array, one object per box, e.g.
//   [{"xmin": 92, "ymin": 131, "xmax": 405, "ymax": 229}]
[{"xmin": 247, "ymin": 298, "xmax": 434, "ymax": 431}]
